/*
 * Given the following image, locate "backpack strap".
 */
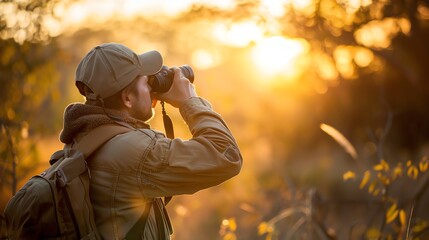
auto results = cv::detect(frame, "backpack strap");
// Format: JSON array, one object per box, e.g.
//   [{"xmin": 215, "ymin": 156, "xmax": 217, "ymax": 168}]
[
  {"xmin": 73, "ymin": 124, "xmax": 133, "ymax": 157},
  {"xmin": 154, "ymin": 198, "xmax": 173, "ymax": 239},
  {"xmin": 59, "ymin": 124, "xmax": 133, "ymax": 240},
  {"xmin": 125, "ymin": 200, "xmax": 153, "ymax": 239},
  {"xmin": 125, "ymin": 198, "xmax": 172, "ymax": 240},
  {"xmin": 54, "ymin": 124, "xmax": 133, "ymax": 187}
]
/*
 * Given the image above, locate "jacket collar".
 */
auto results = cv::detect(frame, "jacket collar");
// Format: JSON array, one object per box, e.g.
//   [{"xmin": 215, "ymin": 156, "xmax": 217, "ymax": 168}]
[{"xmin": 60, "ymin": 103, "xmax": 150, "ymax": 144}]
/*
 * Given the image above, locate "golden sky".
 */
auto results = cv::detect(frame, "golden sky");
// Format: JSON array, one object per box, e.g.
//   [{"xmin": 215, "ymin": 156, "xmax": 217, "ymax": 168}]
[
  {"xmin": 50, "ymin": 0, "xmax": 311, "ymax": 80},
  {"xmin": 2, "ymin": 0, "xmax": 406, "ymax": 87}
]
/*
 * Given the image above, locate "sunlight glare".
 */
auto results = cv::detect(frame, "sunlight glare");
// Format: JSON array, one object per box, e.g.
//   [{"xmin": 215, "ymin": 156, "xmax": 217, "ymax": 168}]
[
  {"xmin": 317, "ymin": 53, "xmax": 339, "ymax": 81},
  {"xmin": 354, "ymin": 47, "xmax": 374, "ymax": 67},
  {"xmin": 338, "ymin": 0, "xmax": 373, "ymax": 13},
  {"xmin": 251, "ymin": 36, "xmax": 308, "ymax": 78},
  {"xmin": 345, "ymin": 0, "xmax": 361, "ymax": 13},
  {"xmin": 66, "ymin": 2, "xmax": 92, "ymax": 25},
  {"xmin": 260, "ymin": 0, "xmax": 289, "ymax": 17},
  {"xmin": 191, "ymin": 49, "xmax": 220, "ymax": 70},
  {"xmin": 43, "ymin": 16, "xmax": 62, "ymax": 37},
  {"xmin": 418, "ymin": 4, "xmax": 429, "ymax": 20},
  {"xmin": 213, "ymin": 21, "xmax": 263, "ymax": 47},
  {"xmin": 334, "ymin": 45, "xmax": 356, "ymax": 78},
  {"xmin": 57, "ymin": 0, "xmax": 236, "ymax": 30},
  {"xmin": 354, "ymin": 18, "xmax": 410, "ymax": 49},
  {"xmin": 156, "ymin": 0, "xmax": 236, "ymax": 15},
  {"xmin": 152, "ymin": 0, "xmax": 196, "ymax": 17},
  {"xmin": 290, "ymin": 0, "xmax": 313, "ymax": 11}
]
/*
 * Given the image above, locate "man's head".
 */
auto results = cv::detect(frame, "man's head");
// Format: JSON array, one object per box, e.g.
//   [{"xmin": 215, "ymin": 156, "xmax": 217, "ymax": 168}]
[{"xmin": 75, "ymin": 43, "xmax": 163, "ymax": 120}]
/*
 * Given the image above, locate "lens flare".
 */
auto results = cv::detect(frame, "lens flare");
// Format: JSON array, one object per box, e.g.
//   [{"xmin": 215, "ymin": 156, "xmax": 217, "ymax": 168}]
[
  {"xmin": 251, "ymin": 36, "xmax": 308, "ymax": 78},
  {"xmin": 213, "ymin": 21, "xmax": 263, "ymax": 47}
]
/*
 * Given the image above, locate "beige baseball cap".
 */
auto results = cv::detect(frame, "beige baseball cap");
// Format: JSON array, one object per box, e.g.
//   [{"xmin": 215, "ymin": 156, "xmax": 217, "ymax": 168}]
[{"xmin": 75, "ymin": 43, "xmax": 163, "ymax": 99}]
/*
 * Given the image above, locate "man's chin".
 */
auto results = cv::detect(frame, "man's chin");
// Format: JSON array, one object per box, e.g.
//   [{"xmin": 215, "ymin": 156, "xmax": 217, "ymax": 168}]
[{"xmin": 143, "ymin": 108, "xmax": 155, "ymax": 122}]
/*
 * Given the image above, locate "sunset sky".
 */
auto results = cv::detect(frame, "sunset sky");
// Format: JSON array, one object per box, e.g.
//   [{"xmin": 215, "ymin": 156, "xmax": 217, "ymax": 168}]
[{"xmin": 37, "ymin": 0, "xmax": 308, "ymax": 79}]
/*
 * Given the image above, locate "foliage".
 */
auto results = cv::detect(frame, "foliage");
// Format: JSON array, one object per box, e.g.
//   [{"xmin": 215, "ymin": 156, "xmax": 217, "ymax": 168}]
[
  {"xmin": 0, "ymin": 38, "xmax": 66, "ymax": 195},
  {"xmin": 0, "ymin": 0, "xmax": 75, "ymax": 43},
  {"xmin": 0, "ymin": 124, "xmax": 39, "ymax": 207},
  {"xmin": 220, "ymin": 218, "xmax": 238, "ymax": 240},
  {"xmin": 321, "ymin": 119, "xmax": 429, "ymax": 239},
  {"xmin": 255, "ymin": 190, "xmax": 332, "ymax": 240},
  {"xmin": 0, "ymin": 0, "xmax": 74, "ymax": 202},
  {"xmin": 0, "ymin": 39, "xmax": 66, "ymax": 130},
  {"xmin": 344, "ymin": 157, "xmax": 429, "ymax": 239}
]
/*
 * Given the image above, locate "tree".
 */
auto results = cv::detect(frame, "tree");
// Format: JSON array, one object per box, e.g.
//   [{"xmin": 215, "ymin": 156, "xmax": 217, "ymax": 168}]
[{"xmin": 0, "ymin": 0, "xmax": 72, "ymax": 208}]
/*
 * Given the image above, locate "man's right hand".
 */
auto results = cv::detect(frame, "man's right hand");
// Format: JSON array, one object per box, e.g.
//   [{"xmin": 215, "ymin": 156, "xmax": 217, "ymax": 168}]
[{"xmin": 153, "ymin": 67, "xmax": 197, "ymax": 108}]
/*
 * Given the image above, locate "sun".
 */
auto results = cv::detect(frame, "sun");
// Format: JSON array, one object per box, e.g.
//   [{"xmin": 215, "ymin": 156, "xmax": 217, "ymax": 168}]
[{"xmin": 251, "ymin": 36, "xmax": 309, "ymax": 79}]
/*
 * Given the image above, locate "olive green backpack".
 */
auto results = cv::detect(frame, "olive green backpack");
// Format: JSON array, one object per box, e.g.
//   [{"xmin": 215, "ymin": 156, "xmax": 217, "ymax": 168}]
[{"xmin": 3, "ymin": 125, "xmax": 131, "ymax": 239}]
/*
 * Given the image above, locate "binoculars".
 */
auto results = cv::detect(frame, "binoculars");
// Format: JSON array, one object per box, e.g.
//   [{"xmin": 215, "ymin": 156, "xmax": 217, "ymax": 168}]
[{"xmin": 148, "ymin": 65, "xmax": 194, "ymax": 93}]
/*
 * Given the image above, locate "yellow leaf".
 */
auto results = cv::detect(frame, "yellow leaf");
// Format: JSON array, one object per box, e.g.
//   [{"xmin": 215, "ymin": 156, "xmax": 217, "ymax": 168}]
[
  {"xmin": 228, "ymin": 218, "xmax": 237, "ymax": 231},
  {"xmin": 374, "ymin": 164, "xmax": 383, "ymax": 171},
  {"xmin": 412, "ymin": 220, "xmax": 429, "ymax": 232},
  {"xmin": 258, "ymin": 222, "xmax": 273, "ymax": 235},
  {"xmin": 222, "ymin": 218, "xmax": 237, "ymax": 231},
  {"xmin": 368, "ymin": 181, "xmax": 377, "ymax": 193},
  {"xmin": 366, "ymin": 228, "xmax": 381, "ymax": 239},
  {"xmin": 387, "ymin": 203, "xmax": 397, "ymax": 214},
  {"xmin": 386, "ymin": 204, "xmax": 399, "ymax": 224},
  {"xmin": 407, "ymin": 165, "xmax": 419, "ymax": 180},
  {"xmin": 258, "ymin": 222, "xmax": 268, "ymax": 235},
  {"xmin": 399, "ymin": 210, "xmax": 406, "ymax": 226},
  {"xmin": 343, "ymin": 171, "xmax": 356, "ymax": 181},
  {"xmin": 386, "ymin": 209, "xmax": 399, "ymax": 223},
  {"xmin": 360, "ymin": 171, "xmax": 371, "ymax": 189},
  {"xmin": 223, "ymin": 233, "xmax": 237, "ymax": 240},
  {"xmin": 381, "ymin": 159, "xmax": 389, "ymax": 171},
  {"xmin": 385, "ymin": 179, "xmax": 390, "ymax": 185},
  {"xmin": 392, "ymin": 164, "xmax": 403, "ymax": 180},
  {"xmin": 407, "ymin": 160, "xmax": 412, "ymax": 167},
  {"xmin": 374, "ymin": 159, "xmax": 389, "ymax": 171},
  {"xmin": 372, "ymin": 188, "xmax": 380, "ymax": 196},
  {"xmin": 419, "ymin": 157, "xmax": 428, "ymax": 172},
  {"xmin": 377, "ymin": 173, "xmax": 390, "ymax": 186}
]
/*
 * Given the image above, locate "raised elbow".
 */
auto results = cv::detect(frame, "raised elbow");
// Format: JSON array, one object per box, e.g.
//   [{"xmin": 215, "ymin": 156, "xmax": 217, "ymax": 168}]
[{"xmin": 224, "ymin": 145, "xmax": 243, "ymax": 177}]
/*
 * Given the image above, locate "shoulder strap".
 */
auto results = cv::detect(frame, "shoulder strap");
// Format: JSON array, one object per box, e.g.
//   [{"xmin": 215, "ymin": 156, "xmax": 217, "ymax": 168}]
[
  {"xmin": 125, "ymin": 200, "xmax": 153, "ymax": 240},
  {"xmin": 73, "ymin": 124, "xmax": 133, "ymax": 157},
  {"xmin": 125, "ymin": 198, "xmax": 172, "ymax": 240}
]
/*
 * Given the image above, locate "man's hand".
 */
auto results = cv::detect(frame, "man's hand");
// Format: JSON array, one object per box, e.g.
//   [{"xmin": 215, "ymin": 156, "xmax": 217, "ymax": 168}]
[{"xmin": 153, "ymin": 67, "xmax": 197, "ymax": 108}]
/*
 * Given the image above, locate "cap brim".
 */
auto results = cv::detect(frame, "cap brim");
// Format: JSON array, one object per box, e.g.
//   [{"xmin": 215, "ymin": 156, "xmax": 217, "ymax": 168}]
[{"xmin": 138, "ymin": 50, "xmax": 163, "ymax": 75}]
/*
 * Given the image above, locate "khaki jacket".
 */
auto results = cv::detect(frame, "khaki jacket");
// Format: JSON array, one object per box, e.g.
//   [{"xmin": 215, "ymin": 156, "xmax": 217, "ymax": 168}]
[{"xmin": 86, "ymin": 97, "xmax": 242, "ymax": 239}]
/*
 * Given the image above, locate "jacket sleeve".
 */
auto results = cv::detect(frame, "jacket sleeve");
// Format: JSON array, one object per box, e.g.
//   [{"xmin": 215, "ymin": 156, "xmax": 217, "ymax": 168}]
[{"xmin": 141, "ymin": 97, "xmax": 243, "ymax": 197}]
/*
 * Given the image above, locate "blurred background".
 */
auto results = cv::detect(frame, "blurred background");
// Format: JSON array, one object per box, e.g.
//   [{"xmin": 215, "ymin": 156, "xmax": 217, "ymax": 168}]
[{"xmin": 1, "ymin": 0, "xmax": 429, "ymax": 239}]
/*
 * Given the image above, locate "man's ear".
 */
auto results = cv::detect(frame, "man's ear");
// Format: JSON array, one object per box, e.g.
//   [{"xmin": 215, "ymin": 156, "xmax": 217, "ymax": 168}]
[{"xmin": 121, "ymin": 89, "xmax": 133, "ymax": 109}]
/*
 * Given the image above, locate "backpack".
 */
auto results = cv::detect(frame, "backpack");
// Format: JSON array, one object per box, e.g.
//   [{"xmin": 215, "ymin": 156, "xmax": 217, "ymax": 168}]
[{"xmin": 3, "ymin": 124, "xmax": 131, "ymax": 239}]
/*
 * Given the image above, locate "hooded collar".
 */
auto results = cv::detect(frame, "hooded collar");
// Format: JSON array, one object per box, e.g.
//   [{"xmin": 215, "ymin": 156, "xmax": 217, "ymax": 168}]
[{"xmin": 60, "ymin": 103, "xmax": 150, "ymax": 144}]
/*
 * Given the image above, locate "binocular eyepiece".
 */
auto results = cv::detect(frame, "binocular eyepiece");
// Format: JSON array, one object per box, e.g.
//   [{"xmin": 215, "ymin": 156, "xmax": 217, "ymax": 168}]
[{"xmin": 148, "ymin": 65, "xmax": 194, "ymax": 93}]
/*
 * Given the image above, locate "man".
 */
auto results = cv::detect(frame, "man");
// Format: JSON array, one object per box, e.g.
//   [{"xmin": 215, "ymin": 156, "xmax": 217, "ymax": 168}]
[{"xmin": 60, "ymin": 42, "xmax": 242, "ymax": 239}]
